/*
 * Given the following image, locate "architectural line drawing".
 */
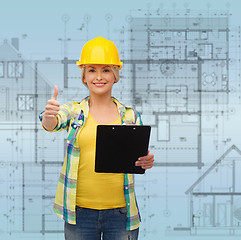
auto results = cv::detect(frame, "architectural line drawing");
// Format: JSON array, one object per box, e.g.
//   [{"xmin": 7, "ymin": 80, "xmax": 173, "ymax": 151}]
[
  {"xmin": 1, "ymin": 8, "xmax": 241, "ymax": 239},
  {"xmin": 182, "ymin": 145, "xmax": 241, "ymax": 235}
]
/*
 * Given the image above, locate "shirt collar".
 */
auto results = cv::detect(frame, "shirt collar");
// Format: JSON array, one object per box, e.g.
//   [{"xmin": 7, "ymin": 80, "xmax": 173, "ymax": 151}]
[{"xmin": 78, "ymin": 96, "xmax": 127, "ymax": 118}]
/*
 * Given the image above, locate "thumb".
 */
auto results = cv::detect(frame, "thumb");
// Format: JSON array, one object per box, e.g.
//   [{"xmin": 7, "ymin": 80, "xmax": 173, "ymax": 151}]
[{"xmin": 51, "ymin": 85, "xmax": 59, "ymax": 100}]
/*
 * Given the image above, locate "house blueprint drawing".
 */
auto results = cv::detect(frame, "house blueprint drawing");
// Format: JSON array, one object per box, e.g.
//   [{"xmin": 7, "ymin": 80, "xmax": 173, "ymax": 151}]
[{"xmin": 1, "ymin": 4, "xmax": 241, "ymax": 240}]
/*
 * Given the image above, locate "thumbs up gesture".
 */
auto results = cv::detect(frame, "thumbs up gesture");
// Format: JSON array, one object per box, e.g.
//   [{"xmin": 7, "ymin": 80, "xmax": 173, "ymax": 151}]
[{"xmin": 44, "ymin": 85, "xmax": 60, "ymax": 119}]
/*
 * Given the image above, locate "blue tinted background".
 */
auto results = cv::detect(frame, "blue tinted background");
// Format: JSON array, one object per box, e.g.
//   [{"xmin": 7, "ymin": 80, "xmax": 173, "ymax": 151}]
[{"xmin": 1, "ymin": 0, "xmax": 241, "ymax": 239}]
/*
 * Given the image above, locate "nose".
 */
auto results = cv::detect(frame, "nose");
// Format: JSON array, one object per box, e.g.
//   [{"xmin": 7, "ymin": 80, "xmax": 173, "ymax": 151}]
[{"xmin": 96, "ymin": 71, "xmax": 102, "ymax": 81}]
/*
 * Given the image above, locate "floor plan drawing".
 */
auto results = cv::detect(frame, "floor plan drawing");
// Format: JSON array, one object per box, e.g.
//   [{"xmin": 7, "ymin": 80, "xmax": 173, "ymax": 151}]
[{"xmin": 1, "ymin": 6, "xmax": 241, "ymax": 239}]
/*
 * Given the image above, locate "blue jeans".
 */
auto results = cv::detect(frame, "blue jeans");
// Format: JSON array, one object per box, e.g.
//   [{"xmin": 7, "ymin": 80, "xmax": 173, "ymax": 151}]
[{"xmin": 64, "ymin": 206, "xmax": 139, "ymax": 240}]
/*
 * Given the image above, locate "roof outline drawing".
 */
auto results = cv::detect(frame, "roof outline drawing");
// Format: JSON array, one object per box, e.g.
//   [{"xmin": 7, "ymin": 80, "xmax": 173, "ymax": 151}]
[
  {"xmin": 0, "ymin": 38, "xmax": 54, "ymax": 88},
  {"xmin": 185, "ymin": 144, "xmax": 241, "ymax": 194}
]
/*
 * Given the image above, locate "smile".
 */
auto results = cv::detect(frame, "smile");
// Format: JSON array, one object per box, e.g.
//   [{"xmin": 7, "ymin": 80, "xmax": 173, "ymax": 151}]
[{"xmin": 94, "ymin": 83, "xmax": 106, "ymax": 87}]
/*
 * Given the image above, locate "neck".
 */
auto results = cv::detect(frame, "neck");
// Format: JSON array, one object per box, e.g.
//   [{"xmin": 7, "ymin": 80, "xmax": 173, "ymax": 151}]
[{"xmin": 89, "ymin": 94, "xmax": 114, "ymax": 108}]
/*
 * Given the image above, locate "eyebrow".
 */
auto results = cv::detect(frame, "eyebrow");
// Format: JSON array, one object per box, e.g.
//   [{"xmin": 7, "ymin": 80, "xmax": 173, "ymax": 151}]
[{"xmin": 87, "ymin": 65, "xmax": 110, "ymax": 69}]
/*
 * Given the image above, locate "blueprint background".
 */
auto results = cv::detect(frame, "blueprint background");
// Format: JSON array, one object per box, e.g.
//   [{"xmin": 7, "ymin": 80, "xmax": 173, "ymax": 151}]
[{"xmin": 1, "ymin": 0, "xmax": 241, "ymax": 239}]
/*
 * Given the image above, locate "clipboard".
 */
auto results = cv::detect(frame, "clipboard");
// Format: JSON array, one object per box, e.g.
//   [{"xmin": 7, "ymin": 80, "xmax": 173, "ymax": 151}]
[{"xmin": 95, "ymin": 125, "xmax": 151, "ymax": 174}]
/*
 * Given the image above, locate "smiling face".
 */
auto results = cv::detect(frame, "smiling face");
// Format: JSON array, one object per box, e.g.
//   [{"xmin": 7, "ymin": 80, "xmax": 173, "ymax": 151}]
[{"xmin": 83, "ymin": 64, "xmax": 116, "ymax": 97}]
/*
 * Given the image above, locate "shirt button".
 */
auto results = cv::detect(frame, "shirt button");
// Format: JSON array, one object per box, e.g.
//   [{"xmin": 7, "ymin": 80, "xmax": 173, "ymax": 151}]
[
  {"xmin": 128, "ymin": 203, "xmax": 130, "ymax": 206},
  {"xmin": 125, "ymin": 187, "xmax": 128, "ymax": 190}
]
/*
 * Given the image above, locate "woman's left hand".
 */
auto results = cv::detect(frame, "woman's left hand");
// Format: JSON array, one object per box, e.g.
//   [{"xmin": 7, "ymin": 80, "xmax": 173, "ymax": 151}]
[{"xmin": 135, "ymin": 151, "xmax": 154, "ymax": 170}]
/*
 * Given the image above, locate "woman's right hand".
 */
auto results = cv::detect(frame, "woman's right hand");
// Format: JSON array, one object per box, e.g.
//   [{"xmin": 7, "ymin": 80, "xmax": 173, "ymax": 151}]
[
  {"xmin": 42, "ymin": 85, "xmax": 60, "ymax": 131},
  {"xmin": 44, "ymin": 85, "xmax": 60, "ymax": 119}
]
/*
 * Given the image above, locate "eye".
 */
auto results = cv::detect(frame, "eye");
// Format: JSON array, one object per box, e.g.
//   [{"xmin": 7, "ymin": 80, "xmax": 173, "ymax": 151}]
[
  {"xmin": 103, "ymin": 69, "xmax": 110, "ymax": 72},
  {"xmin": 88, "ymin": 69, "xmax": 95, "ymax": 72}
]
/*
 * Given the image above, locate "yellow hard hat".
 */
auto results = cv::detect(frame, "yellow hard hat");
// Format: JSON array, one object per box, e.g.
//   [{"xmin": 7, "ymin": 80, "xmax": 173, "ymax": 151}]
[{"xmin": 76, "ymin": 37, "xmax": 123, "ymax": 70}]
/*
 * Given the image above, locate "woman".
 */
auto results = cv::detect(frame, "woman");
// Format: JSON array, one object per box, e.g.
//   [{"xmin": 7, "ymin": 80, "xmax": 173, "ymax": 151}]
[{"xmin": 39, "ymin": 37, "xmax": 154, "ymax": 240}]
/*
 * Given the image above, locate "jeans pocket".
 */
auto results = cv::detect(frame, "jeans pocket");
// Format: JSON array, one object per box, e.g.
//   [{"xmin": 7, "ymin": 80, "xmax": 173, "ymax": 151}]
[
  {"xmin": 75, "ymin": 206, "xmax": 84, "ymax": 214},
  {"xmin": 115, "ymin": 207, "xmax": 128, "ymax": 216}
]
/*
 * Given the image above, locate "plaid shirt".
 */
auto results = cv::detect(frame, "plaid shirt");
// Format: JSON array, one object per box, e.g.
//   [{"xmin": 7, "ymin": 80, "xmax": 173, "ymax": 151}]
[{"xmin": 39, "ymin": 96, "xmax": 142, "ymax": 230}]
